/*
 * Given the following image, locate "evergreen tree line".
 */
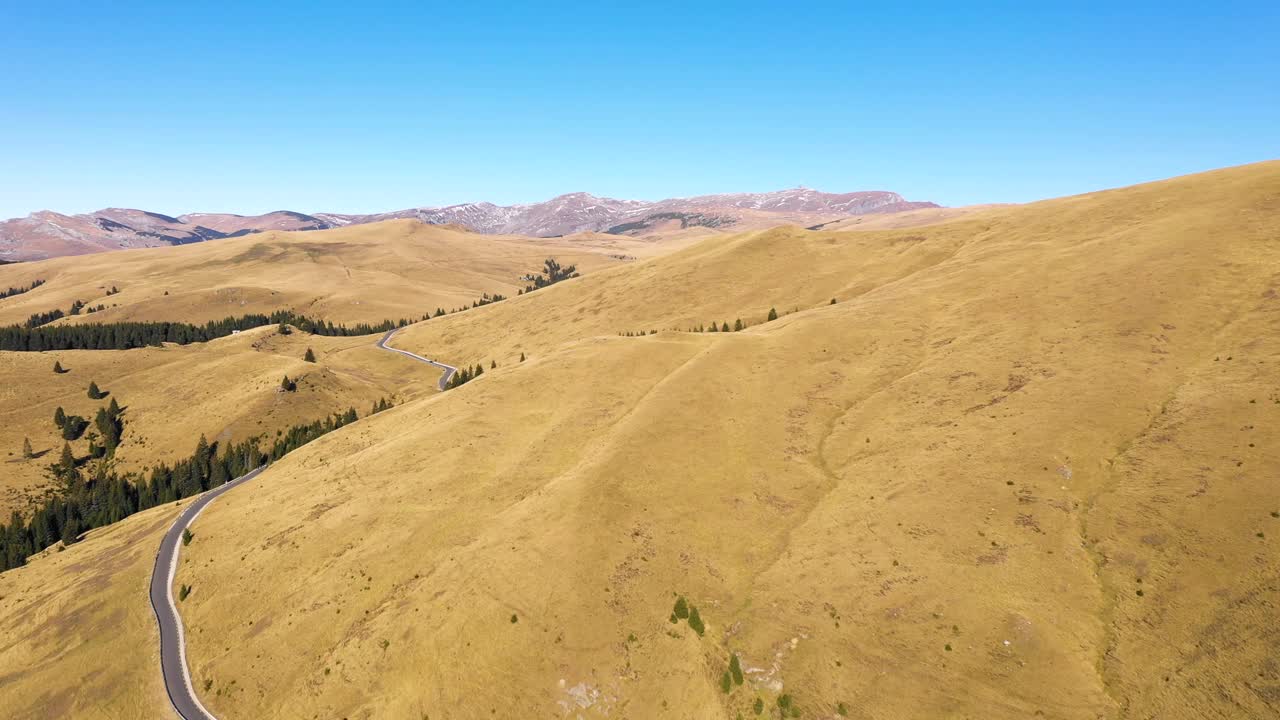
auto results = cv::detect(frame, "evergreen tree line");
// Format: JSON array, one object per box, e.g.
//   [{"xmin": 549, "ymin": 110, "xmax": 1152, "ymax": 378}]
[
  {"xmin": 0, "ymin": 406, "xmax": 362, "ymax": 572},
  {"xmin": 24, "ymin": 307, "xmax": 65, "ymax": 329},
  {"xmin": 618, "ymin": 308, "xmax": 798, "ymax": 338},
  {"xmin": 685, "ymin": 307, "xmax": 787, "ymax": 334},
  {"xmin": 429, "ymin": 290, "xmax": 510, "ymax": 319},
  {"xmin": 0, "ymin": 279, "xmax": 45, "ymax": 300},
  {"xmin": 0, "ymin": 309, "xmax": 424, "ymax": 352}
]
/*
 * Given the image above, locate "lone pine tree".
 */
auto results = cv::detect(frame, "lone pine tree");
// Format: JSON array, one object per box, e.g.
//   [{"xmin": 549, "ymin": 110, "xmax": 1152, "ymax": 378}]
[
  {"xmin": 52, "ymin": 360, "xmax": 65, "ymax": 373},
  {"xmin": 86, "ymin": 381, "xmax": 104, "ymax": 399},
  {"xmin": 767, "ymin": 307, "xmax": 778, "ymax": 321},
  {"xmin": 22, "ymin": 437, "xmax": 33, "ymax": 459},
  {"xmin": 304, "ymin": 348, "xmax": 316, "ymax": 362}
]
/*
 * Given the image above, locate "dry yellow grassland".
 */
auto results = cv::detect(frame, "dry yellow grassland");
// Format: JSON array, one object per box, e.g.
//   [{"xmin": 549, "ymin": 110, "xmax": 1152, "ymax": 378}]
[
  {"xmin": 0, "ymin": 219, "xmax": 645, "ymax": 327},
  {"xmin": 0, "ymin": 162, "xmax": 1275, "ymax": 719}
]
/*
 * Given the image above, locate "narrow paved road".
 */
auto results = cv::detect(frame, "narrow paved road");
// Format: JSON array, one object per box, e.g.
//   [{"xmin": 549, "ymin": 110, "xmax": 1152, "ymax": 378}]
[
  {"xmin": 377, "ymin": 327, "xmax": 458, "ymax": 390},
  {"xmin": 150, "ymin": 329, "xmax": 454, "ymax": 719},
  {"xmin": 148, "ymin": 466, "xmax": 265, "ymax": 720}
]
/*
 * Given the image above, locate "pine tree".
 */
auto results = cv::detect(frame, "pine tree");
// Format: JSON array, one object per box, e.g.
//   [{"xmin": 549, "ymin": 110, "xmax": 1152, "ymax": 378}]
[
  {"xmin": 281, "ymin": 375, "xmax": 296, "ymax": 392},
  {"xmin": 491, "ymin": 360, "xmax": 497, "ymax": 369},
  {"xmin": 733, "ymin": 318, "xmax": 744, "ymax": 332},
  {"xmin": 54, "ymin": 406, "xmax": 66, "ymax": 428},
  {"xmin": 304, "ymin": 348, "xmax": 316, "ymax": 363},
  {"xmin": 520, "ymin": 352, "xmax": 526, "ymax": 362},
  {"xmin": 22, "ymin": 437, "xmax": 33, "ymax": 459},
  {"xmin": 721, "ymin": 322, "xmax": 730, "ymax": 333},
  {"xmin": 107, "ymin": 397, "xmax": 121, "ymax": 417},
  {"xmin": 63, "ymin": 515, "xmax": 81, "ymax": 545},
  {"xmin": 210, "ymin": 460, "xmax": 229, "ymax": 487},
  {"xmin": 767, "ymin": 307, "xmax": 778, "ymax": 321},
  {"xmin": 58, "ymin": 443, "xmax": 75, "ymax": 475},
  {"xmin": 53, "ymin": 360, "xmax": 65, "ymax": 373},
  {"xmin": 87, "ymin": 381, "xmax": 104, "ymax": 399},
  {"xmin": 278, "ymin": 322, "xmax": 291, "ymax": 335},
  {"xmin": 729, "ymin": 653, "xmax": 744, "ymax": 684},
  {"xmin": 831, "ymin": 297, "xmax": 837, "ymax": 305}
]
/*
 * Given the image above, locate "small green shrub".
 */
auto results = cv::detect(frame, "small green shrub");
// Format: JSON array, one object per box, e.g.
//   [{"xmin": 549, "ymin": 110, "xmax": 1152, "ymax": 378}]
[
  {"xmin": 754, "ymin": 697, "xmax": 764, "ymax": 715},
  {"xmin": 182, "ymin": 528, "xmax": 193, "ymax": 546},
  {"xmin": 729, "ymin": 653, "xmax": 743, "ymax": 685},
  {"xmin": 687, "ymin": 606, "xmax": 705, "ymax": 636},
  {"xmin": 721, "ymin": 670, "xmax": 732, "ymax": 694},
  {"xmin": 178, "ymin": 584, "xmax": 191, "ymax": 602},
  {"xmin": 673, "ymin": 595, "xmax": 690, "ymax": 619}
]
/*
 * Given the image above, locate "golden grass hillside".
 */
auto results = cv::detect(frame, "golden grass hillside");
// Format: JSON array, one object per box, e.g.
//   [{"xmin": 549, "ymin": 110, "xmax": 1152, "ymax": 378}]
[
  {"xmin": 0, "ymin": 219, "xmax": 653, "ymax": 327},
  {"xmin": 0, "ymin": 325, "xmax": 443, "ymax": 518},
  {"xmin": 1, "ymin": 161, "xmax": 1277, "ymax": 719}
]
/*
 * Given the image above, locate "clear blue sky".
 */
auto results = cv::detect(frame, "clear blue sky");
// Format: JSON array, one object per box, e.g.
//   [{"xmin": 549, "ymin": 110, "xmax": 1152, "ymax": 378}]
[{"xmin": 2, "ymin": 1, "xmax": 1277, "ymax": 218}]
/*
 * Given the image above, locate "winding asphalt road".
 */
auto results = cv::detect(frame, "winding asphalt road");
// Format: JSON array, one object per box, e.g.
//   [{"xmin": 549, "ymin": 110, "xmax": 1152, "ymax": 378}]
[
  {"xmin": 149, "ymin": 329, "xmax": 455, "ymax": 719},
  {"xmin": 376, "ymin": 328, "xmax": 459, "ymax": 390}
]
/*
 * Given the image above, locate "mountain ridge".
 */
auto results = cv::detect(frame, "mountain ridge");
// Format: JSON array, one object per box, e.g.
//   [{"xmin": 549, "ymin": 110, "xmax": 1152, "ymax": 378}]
[{"xmin": 0, "ymin": 188, "xmax": 938, "ymax": 261}]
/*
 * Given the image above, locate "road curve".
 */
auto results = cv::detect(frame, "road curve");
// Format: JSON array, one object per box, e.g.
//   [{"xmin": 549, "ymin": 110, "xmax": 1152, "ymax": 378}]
[
  {"xmin": 149, "ymin": 466, "xmax": 265, "ymax": 720},
  {"xmin": 151, "ymin": 329, "xmax": 455, "ymax": 719},
  {"xmin": 377, "ymin": 327, "xmax": 458, "ymax": 390}
]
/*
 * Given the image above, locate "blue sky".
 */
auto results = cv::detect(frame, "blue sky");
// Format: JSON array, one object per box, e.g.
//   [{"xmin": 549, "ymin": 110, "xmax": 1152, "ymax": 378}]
[{"xmin": 1, "ymin": 1, "xmax": 1277, "ymax": 218}]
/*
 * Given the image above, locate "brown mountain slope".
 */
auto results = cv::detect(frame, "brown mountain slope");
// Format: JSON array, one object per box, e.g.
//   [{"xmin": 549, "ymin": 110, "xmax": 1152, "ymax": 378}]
[
  {"xmin": 0, "ymin": 161, "xmax": 1277, "ymax": 719},
  {"xmin": 2, "ymin": 188, "xmax": 937, "ymax": 261},
  {"xmin": 0, "ymin": 219, "xmax": 637, "ymax": 327}
]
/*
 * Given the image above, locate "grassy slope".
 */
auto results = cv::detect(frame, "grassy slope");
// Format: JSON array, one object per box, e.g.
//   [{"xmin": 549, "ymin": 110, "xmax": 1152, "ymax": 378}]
[
  {"xmin": 0, "ymin": 325, "xmax": 444, "ymax": 518},
  {"xmin": 0, "ymin": 219, "xmax": 642, "ymax": 327},
  {"xmin": 0, "ymin": 161, "xmax": 1277, "ymax": 719},
  {"xmin": 0, "ymin": 501, "xmax": 178, "ymax": 720},
  {"xmin": 179, "ymin": 160, "xmax": 1278, "ymax": 718}
]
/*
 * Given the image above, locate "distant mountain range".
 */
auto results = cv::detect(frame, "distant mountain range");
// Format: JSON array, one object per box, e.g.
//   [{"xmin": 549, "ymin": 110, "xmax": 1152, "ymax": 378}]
[{"xmin": 0, "ymin": 188, "xmax": 938, "ymax": 261}]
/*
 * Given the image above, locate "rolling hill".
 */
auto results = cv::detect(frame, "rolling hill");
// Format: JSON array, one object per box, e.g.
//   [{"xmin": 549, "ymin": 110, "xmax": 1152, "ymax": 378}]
[
  {"xmin": 0, "ymin": 162, "xmax": 1277, "ymax": 719},
  {"xmin": 0, "ymin": 219, "xmax": 645, "ymax": 328}
]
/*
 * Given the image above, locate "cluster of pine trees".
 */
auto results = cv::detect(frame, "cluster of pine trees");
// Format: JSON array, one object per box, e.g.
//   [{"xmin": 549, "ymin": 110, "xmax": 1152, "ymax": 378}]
[
  {"xmin": 0, "ymin": 309, "xmax": 423, "ymax": 352},
  {"xmin": 685, "ymin": 308, "xmax": 782, "ymax": 334},
  {"xmin": 445, "ymin": 363, "xmax": 487, "ymax": 389},
  {"xmin": 520, "ymin": 258, "xmax": 579, "ymax": 293},
  {"xmin": 0, "ymin": 278, "xmax": 44, "ymax": 300},
  {"xmin": 619, "ymin": 329, "xmax": 658, "ymax": 337},
  {"xmin": 369, "ymin": 397, "xmax": 394, "ymax": 414},
  {"xmin": 23, "ymin": 307, "xmax": 65, "ymax": 329},
  {"xmin": 0, "ymin": 405, "xmax": 363, "ymax": 572}
]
